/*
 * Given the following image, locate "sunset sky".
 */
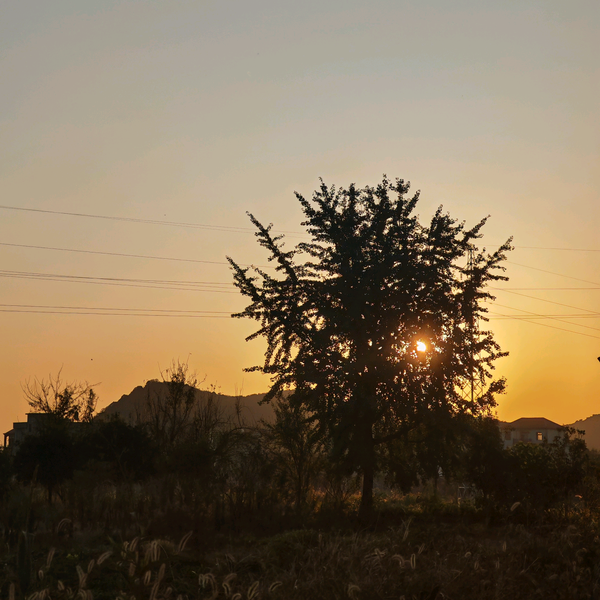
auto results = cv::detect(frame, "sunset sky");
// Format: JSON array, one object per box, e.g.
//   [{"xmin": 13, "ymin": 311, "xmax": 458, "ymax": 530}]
[{"xmin": 1, "ymin": 0, "xmax": 598, "ymax": 433}]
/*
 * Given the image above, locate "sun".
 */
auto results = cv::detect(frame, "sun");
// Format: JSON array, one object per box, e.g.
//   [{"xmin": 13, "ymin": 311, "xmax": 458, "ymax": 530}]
[{"xmin": 416, "ymin": 341, "xmax": 427, "ymax": 352}]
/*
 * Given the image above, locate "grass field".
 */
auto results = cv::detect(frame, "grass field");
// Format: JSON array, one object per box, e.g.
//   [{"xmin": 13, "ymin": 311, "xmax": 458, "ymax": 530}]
[{"xmin": 3, "ymin": 493, "xmax": 599, "ymax": 600}]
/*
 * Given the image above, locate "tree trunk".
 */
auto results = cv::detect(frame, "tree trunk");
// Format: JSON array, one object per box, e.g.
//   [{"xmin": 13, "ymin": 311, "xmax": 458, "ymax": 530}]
[
  {"xmin": 358, "ymin": 418, "xmax": 376, "ymax": 522},
  {"xmin": 358, "ymin": 463, "xmax": 374, "ymax": 522}
]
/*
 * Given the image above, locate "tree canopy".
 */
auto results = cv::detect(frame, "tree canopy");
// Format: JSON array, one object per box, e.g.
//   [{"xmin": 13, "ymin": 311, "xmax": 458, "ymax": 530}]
[
  {"xmin": 22, "ymin": 369, "xmax": 98, "ymax": 422},
  {"xmin": 228, "ymin": 176, "xmax": 512, "ymax": 519}
]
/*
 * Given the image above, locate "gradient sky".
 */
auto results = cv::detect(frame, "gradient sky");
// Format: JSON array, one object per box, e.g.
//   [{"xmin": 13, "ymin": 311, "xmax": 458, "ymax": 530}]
[{"xmin": 1, "ymin": 0, "xmax": 598, "ymax": 432}]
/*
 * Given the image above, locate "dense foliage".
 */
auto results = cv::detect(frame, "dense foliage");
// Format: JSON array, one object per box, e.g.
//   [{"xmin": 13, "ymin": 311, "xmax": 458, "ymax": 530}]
[{"xmin": 228, "ymin": 176, "xmax": 512, "ymax": 517}]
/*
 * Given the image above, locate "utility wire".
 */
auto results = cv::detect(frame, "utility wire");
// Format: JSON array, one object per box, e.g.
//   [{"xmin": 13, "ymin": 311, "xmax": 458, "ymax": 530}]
[
  {"xmin": 3, "ymin": 205, "xmax": 600, "ymax": 251},
  {"xmin": 508, "ymin": 246, "xmax": 600, "ymax": 252},
  {"xmin": 0, "ymin": 242, "xmax": 226, "ymax": 265},
  {"xmin": 0, "ymin": 205, "xmax": 306, "ymax": 237},
  {"xmin": 0, "ymin": 309, "xmax": 231, "ymax": 317},
  {"xmin": 0, "ymin": 242, "xmax": 271, "ymax": 269},
  {"xmin": 0, "ymin": 270, "xmax": 232, "ymax": 286},
  {"xmin": 507, "ymin": 261, "xmax": 600, "ymax": 287},
  {"xmin": 0, "ymin": 270, "xmax": 236, "ymax": 293},
  {"xmin": 497, "ymin": 287, "xmax": 600, "ymax": 291},
  {"xmin": 5, "ymin": 269, "xmax": 600, "ymax": 305},
  {"xmin": 488, "ymin": 309, "xmax": 600, "ymax": 340},
  {"xmin": 490, "ymin": 288, "xmax": 599, "ymax": 315},
  {"xmin": 4, "ymin": 267, "xmax": 600, "ymax": 294},
  {"xmin": 0, "ymin": 303, "xmax": 232, "ymax": 313},
  {"xmin": 490, "ymin": 302, "xmax": 600, "ymax": 334},
  {"xmin": 0, "ymin": 303, "xmax": 234, "ymax": 317},
  {"xmin": 490, "ymin": 313, "xmax": 600, "ymax": 319}
]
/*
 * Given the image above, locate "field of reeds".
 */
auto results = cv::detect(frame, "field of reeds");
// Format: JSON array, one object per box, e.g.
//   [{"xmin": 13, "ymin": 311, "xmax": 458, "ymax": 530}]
[{"xmin": 2, "ymin": 479, "xmax": 600, "ymax": 600}]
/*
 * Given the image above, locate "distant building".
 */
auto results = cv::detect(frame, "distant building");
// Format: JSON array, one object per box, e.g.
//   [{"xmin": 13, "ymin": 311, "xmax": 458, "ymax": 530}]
[
  {"xmin": 3, "ymin": 413, "xmax": 55, "ymax": 451},
  {"xmin": 500, "ymin": 417, "xmax": 564, "ymax": 449}
]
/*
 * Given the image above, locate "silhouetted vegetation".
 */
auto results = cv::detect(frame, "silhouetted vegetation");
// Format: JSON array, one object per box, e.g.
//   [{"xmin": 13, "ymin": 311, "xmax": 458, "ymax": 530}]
[
  {"xmin": 13, "ymin": 420, "xmax": 77, "ymax": 504},
  {"xmin": 80, "ymin": 418, "xmax": 157, "ymax": 482},
  {"xmin": 22, "ymin": 369, "xmax": 98, "ymax": 423},
  {"xmin": 2, "ymin": 179, "xmax": 600, "ymax": 597},
  {"xmin": 228, "ymin": 176, "xmax": 512, "ymax": 519},
  {"xmin": 2, "ymin": 363, "xmax": 598, "ymax": 598}
]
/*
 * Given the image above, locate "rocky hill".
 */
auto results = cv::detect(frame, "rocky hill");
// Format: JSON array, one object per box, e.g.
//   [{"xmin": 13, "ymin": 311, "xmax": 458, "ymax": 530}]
[
  {"xmin": 99, "ymin": 380, "xmax": 274, "ymax": 426},
  {"xmin": 100, "ymin": 382, "xmax": 600, "ymax": 451}
]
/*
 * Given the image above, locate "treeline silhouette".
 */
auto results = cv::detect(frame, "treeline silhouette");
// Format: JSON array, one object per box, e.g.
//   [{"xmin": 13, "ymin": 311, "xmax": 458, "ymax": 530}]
[
  {"xmin": 0, "ymin": 362, "xmax": 599, "ymax": 597},
  {"xmin": 2, "ymin": 361, "xmax": 595, "ymax": 536}
]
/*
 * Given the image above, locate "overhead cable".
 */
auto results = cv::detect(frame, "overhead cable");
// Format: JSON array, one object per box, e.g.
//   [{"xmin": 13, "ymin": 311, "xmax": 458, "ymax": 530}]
[
  {"xmin": 3, "ymin": 205, "xmax": 599, "ymax": 251},
  {"xmin": 488, "ymin": 309, "xmax": 600, "ymax": 340},
  {"xmin": 507, "ymin": 261, "xmax": 600, "ymax": 287},
  {"xmin": 0, "ymin": 242, "xmax": 271, "ymax": 269},
  {"xmin": 0, "ymin": 309, "xmax": 231, "ymax": 317},
  {"xmin": 498, "ymin": 287, "xmax": 600, "ymax": 291},
  {"xmin": 0, "ymin": 269, "xmax": 236, "ymax": 293},
  {"xmin": 490, "ymin": 288, "xmax": 599, "ymax": 315},
  {"xmin": 490, "ymin": 302, "xmax": 600, "ymax": 334},
  {"xmin": 0, "ymin": 303, "xmax": 234, "ymax": 317},
  {"xmin": 0, "ymin": 205, "xmax": 306, "ymax": 237}
]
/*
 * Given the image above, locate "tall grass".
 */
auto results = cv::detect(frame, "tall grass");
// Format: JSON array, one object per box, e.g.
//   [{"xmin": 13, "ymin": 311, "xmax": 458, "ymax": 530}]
[{"xmin": 2, "ymin": 515, "xmax": 599, "ymax": 599}]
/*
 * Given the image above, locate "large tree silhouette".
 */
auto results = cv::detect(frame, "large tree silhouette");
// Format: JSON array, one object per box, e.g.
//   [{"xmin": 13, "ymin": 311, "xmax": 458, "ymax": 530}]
[{"xmin": 228, "ymin": 176, "xmax": 511, "ymax": 519}]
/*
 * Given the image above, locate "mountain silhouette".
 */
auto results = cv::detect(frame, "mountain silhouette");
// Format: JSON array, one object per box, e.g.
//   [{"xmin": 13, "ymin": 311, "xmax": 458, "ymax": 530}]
[
  {"xmin": 101, "ymin": 382, "xmax": 600, "ymax": 451},
  {"xmin": 99, "ymin": 380, "xmax": 274, "ymax": 426}
]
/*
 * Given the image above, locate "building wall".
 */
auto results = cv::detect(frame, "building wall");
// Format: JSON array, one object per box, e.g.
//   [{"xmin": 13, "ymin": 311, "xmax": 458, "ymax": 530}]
[
  {"xmin": 3, "ymin": 413, "xmax": 53, "ymax": 450},
  {"xmin": 502, "ymin": 427, "xmax": 563, "ymax": 449}
]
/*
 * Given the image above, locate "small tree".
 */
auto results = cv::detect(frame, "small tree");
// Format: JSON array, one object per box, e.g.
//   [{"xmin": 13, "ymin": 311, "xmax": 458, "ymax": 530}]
[
  {"xmin": 498, "ymin": 429, "xmax": 588, "ymax": 519},
  {"xmin": 459, "ymin": 416, "xmax": 508, "ymax": 504},
  {"xmin": 263, "ymin": 394, "xmax": 325, "ymax": 510},
  {"xmin": 229, "ymin": 176, "xmax": 511, "ymax": 519},
  {"xmin": 22, "ymin": 369, "xmax": 98, "ymax": 422},
  {"xmin": 145, "ymin": 359, "xmax": 198, "ymax": 450},
  {"xmin": 546, "ymin": 427, "xmax": 587, "ymax": 517}
]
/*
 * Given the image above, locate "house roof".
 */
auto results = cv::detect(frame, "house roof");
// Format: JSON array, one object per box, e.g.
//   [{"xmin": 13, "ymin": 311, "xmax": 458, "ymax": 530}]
[{"xmin": 506, "ymin": 417, "xmax": 563, "ymax": 430}]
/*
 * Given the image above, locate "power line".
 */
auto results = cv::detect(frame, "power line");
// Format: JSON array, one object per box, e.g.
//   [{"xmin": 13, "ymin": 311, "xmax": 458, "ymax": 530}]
[
  {"xmin": 488, "ymin": 309, "xmax": 600, "ymax": 340},
  {"xmin": 490, "ymin": 314, "xmax": 600, "ymax": 319},
  {"xmin": 0, "ymin": 269, "xmax": 237, "ymax": 293},
  {"xmin": 4, "ymin": 267, "xmax": 600, "ymax": 295},
  {"xmin": 0, "ymin": 309, "xmax": 232, "ymax": 317},
  {"xmin": 492, "ymin": 302, "xmax": 600, "ymax": 331},
  {"xmin": 490, "ymin": 302, "xmax": 600, "ymax": 335},
  {"xmin": 0, "ymin": 205, "xmax": 306, "ymax": 237},
  {"xmin": 0, "ymin": 303, "xmax": 232, "ymax": 313},
  {"xmin": 497, "ymin": 287, "xmax": 600, "ymax": 291},
  {"xmin": 507, "ymin": 261, "xmax": 600, "ymax": 287},
  {"xmin": 0, "ymin": 303, "xmax": 234, "ymax": 317},
  {"xmin": 0, "ymin": 242, "xmax": 227, "ymax": 265},
  {"xmin": 0, "ymin": 270, "xmax": 233, "ymax": 286},
  {"xmin": 0, "ymin": 242, "xmax": 271, "ymax": 269},
  {"xmin": 2, "ymin": 240, "xmax": 598, "ymax": 332},
  {"xmin": 3, "ymin": 205, "xmax": 600, "ymax": 251},
  {"xmin": 509, "ymin": 245, "xmax": 600, "ymax": 252},
  {"xmin": 490, "ymin": 288, "xmax": 599, "ymax": 315}
]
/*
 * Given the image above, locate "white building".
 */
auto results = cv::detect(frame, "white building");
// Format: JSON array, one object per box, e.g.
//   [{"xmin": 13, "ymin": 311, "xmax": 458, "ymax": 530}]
[
  {"xmin": 3, "ymin": 412, "xmax": 54, "ymax": 451},
  {"xmin": 500, "ymin": 417, "xmax": 564, "ymax": 449}
]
